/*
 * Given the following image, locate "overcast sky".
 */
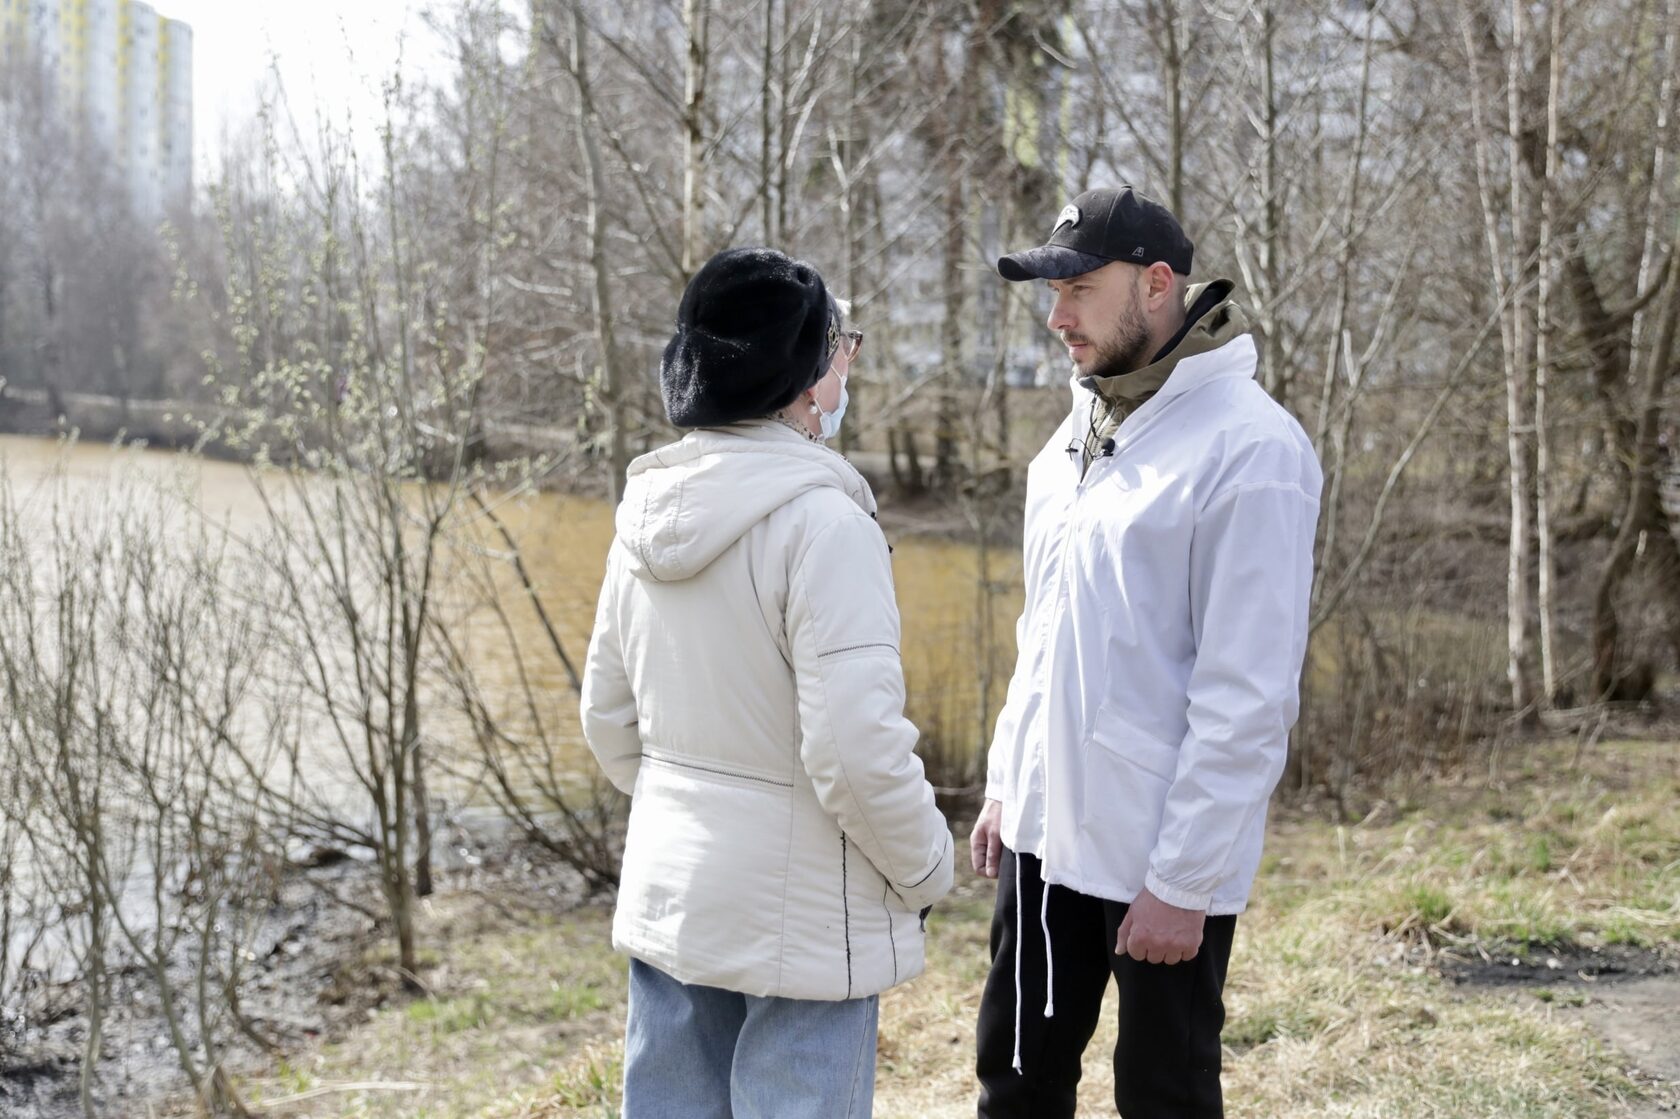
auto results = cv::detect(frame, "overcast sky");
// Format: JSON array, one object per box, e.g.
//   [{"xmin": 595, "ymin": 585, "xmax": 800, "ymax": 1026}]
[{"xmin": 156, "ymin": 0, "xmax": 453, "ymax": 174}]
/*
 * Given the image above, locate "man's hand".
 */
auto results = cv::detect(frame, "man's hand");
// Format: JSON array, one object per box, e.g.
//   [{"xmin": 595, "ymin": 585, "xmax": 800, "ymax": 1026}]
[
  {"xmin": 1115, "ymin": 887, "xmax": 1205, "ymax": 965},
  {"xmin": 970, "ymin": 798, "xmax": 1004, "ymax": 879}
]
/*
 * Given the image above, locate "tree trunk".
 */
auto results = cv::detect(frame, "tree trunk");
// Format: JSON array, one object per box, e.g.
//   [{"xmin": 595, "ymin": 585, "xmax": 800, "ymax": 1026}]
[
  {"xmin": 1534, "ymin": 0, "xmax": 1562, "ymax": 705},
  {"xmin": 567, "ymin": 2, "xmax": 629, "ymax": 502},
  {"xmin": 933, "ymin": 18, "xmax": 972, "ymax": 489},
  {"xmin": 395, "ymin": 875, "xmax": 419, "ymax": 987},
  {"xmin": 1256, "ymin": 1, "xmax": 1286, "ymax": 404},
  {"xmin": 412, "ymin": 737, "xmax": 433, "ymax": 899},
  {"xmin": 682, "ymin": 0, "xmax": 711, "ymax": 275},
  {"xmin": 1159, "ymin": 0, "xmax": 1186, "ymax": 216},
  {"xmin": 1506, "ymin": 0, "xmax": 1537, "ymax": 722},
  {"xmin": 1631, "ymin": 1, "xmax": 1678, "ymax": 364},
  {"xmin": 79, "ymin": 852, "xmax": 103, "ymax": 1119},
  {"xmin": 759, "ymin": 0, "xmax": 778, "ymax": 243},
  {"xmin": 892, "ymin": 425, "xmax": 926, "ymax": 497},
  {"xmin": 1593, "ymin": 263, "xmax": 1680, "ymax": 699},
  {"xmin": 1309, "ymin": 11, "xmax": 1376, "ymax": 619}
]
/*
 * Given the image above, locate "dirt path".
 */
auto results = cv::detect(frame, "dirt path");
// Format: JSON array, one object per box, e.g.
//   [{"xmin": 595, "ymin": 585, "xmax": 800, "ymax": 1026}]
[
  {"xmin": 1578, "ymin": 974, "xmax": 1680, "ymax": 1117},
  {"xmin": 1440, "ymin": 944, "xmax": 1678, "ymax": 1116}
]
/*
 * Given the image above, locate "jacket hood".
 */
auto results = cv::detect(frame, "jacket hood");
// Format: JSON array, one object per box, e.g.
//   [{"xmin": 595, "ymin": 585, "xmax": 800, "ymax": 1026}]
[
  {"xmin": 1080, "ymin": 278, "xmax": 1247, "ymax": 402},
  {"xmin": 615, "ymin": 420, "xmax": 876, "ymax": 583}
]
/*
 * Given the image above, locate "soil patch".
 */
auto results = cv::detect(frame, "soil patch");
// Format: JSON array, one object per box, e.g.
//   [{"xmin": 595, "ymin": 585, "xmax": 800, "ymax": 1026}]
[
  {"xmin": 0, "ymin": 862, "xmax": 377, "ymax": 1119},
  {"xmin": 1437, "ymin": 942, "xmax": 1676, "ymax": 988},
  {"xmin": 1576, "ymin": 974, "xmax": 1680, "ymax": 1113},
  {"xmin": 1441, "ymin": 943, "xmax": 1680, "ymax": 1116},
  {"xmin": 0, "ymin": 828, "xmax": 590, "ymax": 1119}
]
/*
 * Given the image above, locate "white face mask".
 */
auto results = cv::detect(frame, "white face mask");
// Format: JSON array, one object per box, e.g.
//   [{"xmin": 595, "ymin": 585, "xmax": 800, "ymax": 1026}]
[{"xmin": 811, "ymin": 378, "xmax": 849, "ymax": 441}]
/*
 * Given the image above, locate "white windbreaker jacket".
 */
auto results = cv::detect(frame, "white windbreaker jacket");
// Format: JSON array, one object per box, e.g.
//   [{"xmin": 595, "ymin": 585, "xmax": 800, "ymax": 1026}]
[
  {"xmin": 985, "ymin": 326, "xmax": 1322, "ymax": 916},
  {"xmin": 581, "ymin": 420, "xmax": 954, "ymax": 1001}
]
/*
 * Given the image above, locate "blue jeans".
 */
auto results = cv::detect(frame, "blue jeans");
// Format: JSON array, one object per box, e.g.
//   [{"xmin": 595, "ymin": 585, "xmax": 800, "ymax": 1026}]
[{"xmin": 623, "ymin": 957, "xmax": 879, "ymax": 1119}]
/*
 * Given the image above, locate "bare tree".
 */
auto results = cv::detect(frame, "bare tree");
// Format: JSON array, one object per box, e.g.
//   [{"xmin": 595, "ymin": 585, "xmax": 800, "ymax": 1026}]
[
  {"xmin": 541, "ymin": 0, "xmax": 632, "ymax": 502},
  {"xmin": 0, "ymin": 460, "xmax": 284, "ymax": 1117},
  {"xmin": 683, "ymin": 0, "xmax": 713, "ymax": 274},
  {"xmin": 1533, "ymin": 0, "xmax": 1564, "ymax": 703}
]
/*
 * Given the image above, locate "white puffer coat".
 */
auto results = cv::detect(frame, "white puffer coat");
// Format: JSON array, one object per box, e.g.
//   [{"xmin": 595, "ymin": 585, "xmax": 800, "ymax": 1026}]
[{"xmin": 581, "ymin": 419, "xmax": 954, "ymax": 1001}]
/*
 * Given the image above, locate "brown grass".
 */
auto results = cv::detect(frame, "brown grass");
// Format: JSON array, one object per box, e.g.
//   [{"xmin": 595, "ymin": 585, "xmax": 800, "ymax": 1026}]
[{"xmin": 239, "ymin": 738, "xmax": 1678, "ymax": 1118}]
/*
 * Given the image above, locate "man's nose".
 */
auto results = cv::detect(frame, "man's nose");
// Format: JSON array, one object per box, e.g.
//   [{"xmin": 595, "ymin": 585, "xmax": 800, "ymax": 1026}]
[{"xmin": 1047, "ymin": 295, "xmax": 1075, "ymax": 334}]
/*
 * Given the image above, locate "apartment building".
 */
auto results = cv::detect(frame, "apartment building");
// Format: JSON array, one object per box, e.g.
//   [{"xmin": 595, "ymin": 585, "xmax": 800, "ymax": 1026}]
[{"xmin": 0, "ymin": 0, "xmax": 193, "ymax": 215}]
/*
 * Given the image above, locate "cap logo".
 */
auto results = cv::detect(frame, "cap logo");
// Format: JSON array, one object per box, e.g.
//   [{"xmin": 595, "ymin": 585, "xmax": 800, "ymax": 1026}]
[
  {"xmin": 1053, "ymin": 204, "xmax": 1081, "ymax": 234},
  {"xmin": 1131, "ymin": 246, "xmax": 1146, "ymax": 258}
]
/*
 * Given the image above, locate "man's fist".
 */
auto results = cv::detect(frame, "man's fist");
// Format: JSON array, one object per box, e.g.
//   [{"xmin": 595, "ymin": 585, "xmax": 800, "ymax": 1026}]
[
  {"xmin": 970, "ymin": 799, "xmax": 1004, "ymax": 879},
  {"xmin": 1115, "ymin": 887, "xmax": 1205, "ymax": 965}
]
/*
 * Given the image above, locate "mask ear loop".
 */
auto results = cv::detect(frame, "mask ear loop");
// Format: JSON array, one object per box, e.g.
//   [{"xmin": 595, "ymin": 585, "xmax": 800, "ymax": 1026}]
[{"xmin": 809, "ymin": 367, "xmax": 838, "ymax": 414}]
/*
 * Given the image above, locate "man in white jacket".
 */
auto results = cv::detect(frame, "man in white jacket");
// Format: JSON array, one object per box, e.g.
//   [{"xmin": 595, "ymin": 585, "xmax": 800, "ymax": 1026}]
[
  {"xmin": 970, "ymin": 187, "xmax": 1322, "ymax": 1118},
  {"xmin": 583, "ymin": 247, "xmax": 953, "ymax": 1119}
]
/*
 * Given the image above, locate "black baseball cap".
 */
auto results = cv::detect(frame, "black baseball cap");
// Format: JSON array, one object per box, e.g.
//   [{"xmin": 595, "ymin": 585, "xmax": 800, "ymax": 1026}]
[{"xmin": 998, "ymin": 186, "xmax": 1194, "ymax": 281}]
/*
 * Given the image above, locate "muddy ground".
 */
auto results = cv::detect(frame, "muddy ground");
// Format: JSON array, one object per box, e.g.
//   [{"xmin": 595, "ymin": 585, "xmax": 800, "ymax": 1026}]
[
  {"xmin": 5, "ymin": 844, "xmax": 1675, "ymax": 1118},
  {"xmin": 1441, "ymin": 944, "xmax": 1680, "ymax": 1116},
  {"xmin": 0, "ymin": 831, "xmax": 593, "ymax": 1119}
]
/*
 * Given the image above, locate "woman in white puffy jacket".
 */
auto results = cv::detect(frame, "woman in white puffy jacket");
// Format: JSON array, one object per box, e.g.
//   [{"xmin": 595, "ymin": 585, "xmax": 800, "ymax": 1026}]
[{"xmin": 581, "ymin": 246, "xmax": 954, "ymax": 1119}]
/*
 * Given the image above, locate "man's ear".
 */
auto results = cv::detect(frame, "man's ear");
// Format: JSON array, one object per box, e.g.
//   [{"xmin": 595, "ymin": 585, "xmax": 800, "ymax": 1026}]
[{"xmin": 1146, "ymin": 262, "xmax": 1176, "ymax": 310}]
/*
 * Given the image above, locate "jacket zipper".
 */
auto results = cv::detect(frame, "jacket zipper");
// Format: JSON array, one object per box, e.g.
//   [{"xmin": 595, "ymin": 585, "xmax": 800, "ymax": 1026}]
[{"xmin": 1036, "ymin": 410, "xmax": 1099, "ymax": 875}]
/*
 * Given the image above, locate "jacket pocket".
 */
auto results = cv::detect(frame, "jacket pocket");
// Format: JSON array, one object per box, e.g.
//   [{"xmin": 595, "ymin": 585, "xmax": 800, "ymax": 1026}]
[
  {"xmin": 1088, "ymin": 705, "xmax": 1180, "ymax": 783},
  {"xmin": 1077, "ymin": 704, "xmax": 1180, "ymax": 891}
]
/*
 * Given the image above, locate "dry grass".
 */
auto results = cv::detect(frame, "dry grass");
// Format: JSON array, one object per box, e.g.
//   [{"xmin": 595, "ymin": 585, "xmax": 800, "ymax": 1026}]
[
  {"xmin": 241, "ymin": 738, "xmax": 1679, "ymax": 1118},
  {"xmin": 234, "ymin": 894, "xmax": 626, "ymax": 1119},
  {"xmin": 871, "ymin": 737, "xmax": 1679, "ymax": 1119}
]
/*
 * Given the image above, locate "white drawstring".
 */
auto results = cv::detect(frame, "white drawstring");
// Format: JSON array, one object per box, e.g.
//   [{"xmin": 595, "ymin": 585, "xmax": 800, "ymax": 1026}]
[
  {"xmin": 1011, "ymin": 850, "xmax": 1024, "ymax": 1073},
  {"xmin": 1011, "ymin": 852, "xmax": 1058, "ymax": 1076},
  {"xmin": 1040, "ymin": 877, "xmax": 1055, "ymax": 1019}
]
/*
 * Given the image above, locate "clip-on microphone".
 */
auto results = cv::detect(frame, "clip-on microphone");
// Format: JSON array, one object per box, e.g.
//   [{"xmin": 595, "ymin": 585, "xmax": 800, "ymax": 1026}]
[{"xmin": 1067, "ymin": 437, "xmax": 1118, "ymax": 459}]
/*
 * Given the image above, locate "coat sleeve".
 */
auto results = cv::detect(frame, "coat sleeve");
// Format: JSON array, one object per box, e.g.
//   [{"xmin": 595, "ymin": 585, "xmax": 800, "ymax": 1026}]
[
  {"xmin": 787, "ymin": 512, "xmax": 954, "ymax": 913},
  {"xmin": 1146, "ymin": 468, "xmax": 1321, "ymax": 912},
  {"xmin": 580, "ymin": 547, "xmax": 642, "ymax": 795}
]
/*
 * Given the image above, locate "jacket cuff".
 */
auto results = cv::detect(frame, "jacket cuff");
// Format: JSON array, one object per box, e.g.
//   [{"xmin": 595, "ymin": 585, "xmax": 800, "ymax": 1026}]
[
  {"xmin": 983, "ymin": 778, "xmax": 1005, "ymax": 802},
  {"xmin": 607, "ymin": 760, "xmax": 641, "ymax": 797},
  {"xmin": 1145, "ymin": 868, "xmax": 1212, "ymax": 913},
  {"xmin": 892, "ymin": 830, "xmax": 954, "ymax": 913}
]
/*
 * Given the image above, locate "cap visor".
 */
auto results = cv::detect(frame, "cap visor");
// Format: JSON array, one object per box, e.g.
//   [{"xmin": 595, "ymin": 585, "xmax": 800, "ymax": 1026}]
[{"xmin": 997, "ymin": 245, "xmax": 1113, "ymax": 282}]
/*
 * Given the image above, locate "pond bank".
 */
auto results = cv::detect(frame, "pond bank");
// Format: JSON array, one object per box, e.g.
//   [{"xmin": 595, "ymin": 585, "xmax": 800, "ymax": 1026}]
[{"xmin": 0, "ymin": 824, "xmax": 598, "ymax": 1119}]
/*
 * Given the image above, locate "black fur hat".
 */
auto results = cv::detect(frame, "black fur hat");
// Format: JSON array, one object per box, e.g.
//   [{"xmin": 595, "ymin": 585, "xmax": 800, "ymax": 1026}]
[{"xmin": 661, "ymin": 247, "xmax": 835, "ymax": 428}]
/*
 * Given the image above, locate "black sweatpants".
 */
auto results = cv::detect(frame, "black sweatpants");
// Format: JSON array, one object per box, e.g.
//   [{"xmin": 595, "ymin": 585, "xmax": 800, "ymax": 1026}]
[{"xmin": 975, "ymin": 850, "xmax": 1237, "ymax": 1119}]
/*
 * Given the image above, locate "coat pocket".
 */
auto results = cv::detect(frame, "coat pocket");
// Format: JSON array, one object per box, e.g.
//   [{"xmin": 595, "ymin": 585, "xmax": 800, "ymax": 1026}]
[
  {"xmin": 1077, "ymin": 704, "xmax": 1180, "ymax": 891},
  {"xmin": 1088, "ymin": 705, "xmax": 1180, "ymax": 782}
]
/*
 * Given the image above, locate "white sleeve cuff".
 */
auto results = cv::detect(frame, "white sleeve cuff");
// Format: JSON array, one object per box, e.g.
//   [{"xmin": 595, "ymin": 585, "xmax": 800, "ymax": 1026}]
[{"xmin": 1144, "ymin": 868, "xmax": 1213, "ymax": 913}]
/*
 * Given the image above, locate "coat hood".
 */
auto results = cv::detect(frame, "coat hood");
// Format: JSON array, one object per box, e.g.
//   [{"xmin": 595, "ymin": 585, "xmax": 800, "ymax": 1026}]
[
  {"xmin": 615, "ymin": 420, "xmax": 876, "ymax": 583},
  {"xmin": 1079, "ymin": 278, "xmax": 1247, "ymax": 404}
]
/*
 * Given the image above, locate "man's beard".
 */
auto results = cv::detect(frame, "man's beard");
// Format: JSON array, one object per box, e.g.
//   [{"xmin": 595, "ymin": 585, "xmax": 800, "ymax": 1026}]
[{"xmin": 1065, "ymin": 289, "xmax": 1152, "ymax": 379}]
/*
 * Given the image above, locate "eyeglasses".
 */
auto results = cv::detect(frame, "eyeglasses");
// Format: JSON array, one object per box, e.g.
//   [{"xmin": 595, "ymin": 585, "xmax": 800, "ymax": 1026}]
[{"xmin": 826, "ymin": 313, "xmax": 864, "ymax": 365}]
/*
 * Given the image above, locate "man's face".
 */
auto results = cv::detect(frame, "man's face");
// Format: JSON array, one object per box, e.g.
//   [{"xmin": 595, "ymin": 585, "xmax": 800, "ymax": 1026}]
[{"xmin": 1045, "ymin": 262, "xmax": 1152, "ymax": 379}]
